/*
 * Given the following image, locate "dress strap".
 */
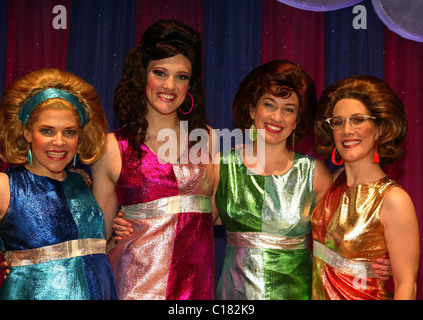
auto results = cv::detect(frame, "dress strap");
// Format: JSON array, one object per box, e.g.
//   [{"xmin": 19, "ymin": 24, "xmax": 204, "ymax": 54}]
[
  {"xmin": 226, "ymin": 231, "xmax": 309, "ymax": 250},
  {"xmin": 5, "ymin": 238, "xmax": 106, "ymax": 267}
]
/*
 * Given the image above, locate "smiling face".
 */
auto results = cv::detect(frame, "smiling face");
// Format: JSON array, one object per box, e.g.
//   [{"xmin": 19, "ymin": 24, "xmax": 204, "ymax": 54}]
[
  {"xmin": 24, "ymin": 109, "xmax": 79, "ymax": 180},
  {"xmin": 145, "ymin": 54, "xmax": 192, "ymax": 116},
  {"xmin": 332, "ymin": 98, "xmax": 380, "ymax": 165},
  {"xmin": 250, "ymin": 92, "xmax": 298, "ymax": 146}
]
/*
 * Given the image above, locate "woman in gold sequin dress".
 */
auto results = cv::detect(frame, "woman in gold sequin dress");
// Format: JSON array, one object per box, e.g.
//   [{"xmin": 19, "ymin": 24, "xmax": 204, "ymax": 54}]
[{"xmin": 312, "ymin": 75, "xmax": 420, "ymax": 300}]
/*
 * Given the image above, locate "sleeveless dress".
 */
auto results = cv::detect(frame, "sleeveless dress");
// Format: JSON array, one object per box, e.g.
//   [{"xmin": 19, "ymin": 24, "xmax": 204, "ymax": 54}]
[
  {"xmin": 107, "ymin": 126, "xmax": 215, "ymax": 300},
  {"xmin": 215, "ymin": 149, "xmax": 316, "ymax": 300},
  {"xmin": 0, "ymin": 166, "xmax": 117, "ymax": 300},
  {"xmin": 311, "ymin": 171, "xmax": 396, "ymax": 300}
]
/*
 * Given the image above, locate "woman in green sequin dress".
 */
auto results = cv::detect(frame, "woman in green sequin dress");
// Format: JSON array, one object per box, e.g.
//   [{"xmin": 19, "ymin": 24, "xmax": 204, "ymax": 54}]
[{"xmin": 213, "ymin": 60, "xmax": 333, "ymax": 300}]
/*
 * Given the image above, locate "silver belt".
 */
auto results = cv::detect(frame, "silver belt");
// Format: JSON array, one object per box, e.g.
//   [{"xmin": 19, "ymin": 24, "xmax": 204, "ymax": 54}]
[
  {"xmin": 5, "ymin": 238, "xmax": 106, "ymax": 267},
  {"xmin": 313, "ymin": 240, "xmax": 378, "ymax": 278},
  {"xmin": 227, "ymin": 231, "xmax": 309, "ymax": 250},
  {"xmin": 122, "ymin": 195, "xmax": 211, "ymax": 219}
]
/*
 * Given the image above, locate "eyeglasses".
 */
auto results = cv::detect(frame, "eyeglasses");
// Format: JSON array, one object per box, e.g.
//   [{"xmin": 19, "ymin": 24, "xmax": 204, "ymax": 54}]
[{"xmin": 325, "ymin": 114, "xmax": 376, "ymax": 130}]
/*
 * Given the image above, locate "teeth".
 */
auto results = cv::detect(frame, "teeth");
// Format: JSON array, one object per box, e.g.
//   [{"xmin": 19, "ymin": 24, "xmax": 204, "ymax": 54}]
[
  {"xmin": 266, "ymin": 123, "xmax": 282, "ymax": 131},
  {"xmin": 47, "ymin": 152, "xmax": 66, "ymax": 157},
  {"xmin": 158, "ymin": 93, "xmax": 175, "ymax": 100},
  {"xmin": 343, "ymin": 141, "xmax": 360, "ymax": 146}
]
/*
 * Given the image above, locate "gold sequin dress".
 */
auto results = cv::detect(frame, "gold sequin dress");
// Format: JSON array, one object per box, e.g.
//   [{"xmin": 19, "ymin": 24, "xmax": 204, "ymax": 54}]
[{"xmin": 311, "ymin": 170, "xmax": 397, "ymax": 300}]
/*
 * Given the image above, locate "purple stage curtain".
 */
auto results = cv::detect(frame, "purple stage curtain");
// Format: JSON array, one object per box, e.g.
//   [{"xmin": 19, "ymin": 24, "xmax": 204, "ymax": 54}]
[
  {"xmin": 0, "ymin": 0, "xmax": 7, "ymax": 93},
  {"xmin": 0, "ymin": 0, "xmax": 8, "ymax": 174},
  {"xmin": 135, "ymin": 0, "xmax": 203, "ymax": 42},
  {"xmin": 4, "ymin": 0, "xmax": 70, "ymax": 89}
]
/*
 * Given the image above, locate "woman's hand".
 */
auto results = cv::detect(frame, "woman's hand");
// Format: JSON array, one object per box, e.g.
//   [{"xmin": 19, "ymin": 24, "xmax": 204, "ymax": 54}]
[
  {"xmin": 0, "ymin": 261, "xmax": 10, "ymax": 280},
  {"xmin": 372, "ymin": 257, "xmax": 392, "ymax": 281},
  {"xmin": 113, "ymin": 210, "xmax": 134, "ymax": 242}
]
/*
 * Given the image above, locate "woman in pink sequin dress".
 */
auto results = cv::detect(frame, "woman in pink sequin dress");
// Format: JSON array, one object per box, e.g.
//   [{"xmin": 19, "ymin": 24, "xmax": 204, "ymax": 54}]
[{"xmin": 91, "ymin": 20, "xmax": 215, "ymax": 300}]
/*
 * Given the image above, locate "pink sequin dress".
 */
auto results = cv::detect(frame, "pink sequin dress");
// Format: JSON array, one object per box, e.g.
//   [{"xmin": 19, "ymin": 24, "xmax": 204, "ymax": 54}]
[{"xmin": 107, "ymin": 126, "xmax": 215, "ymax": 300}]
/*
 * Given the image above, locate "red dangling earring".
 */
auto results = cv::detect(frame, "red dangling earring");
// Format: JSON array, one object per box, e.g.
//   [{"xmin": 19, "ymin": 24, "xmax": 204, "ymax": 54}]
[
  {"xmin": 374, "ymin": 143, "xmax": 380, "ymax": 163},
  {"xmin": 331, "ymin": 147, "xmax": 344, "ymax": 166}
]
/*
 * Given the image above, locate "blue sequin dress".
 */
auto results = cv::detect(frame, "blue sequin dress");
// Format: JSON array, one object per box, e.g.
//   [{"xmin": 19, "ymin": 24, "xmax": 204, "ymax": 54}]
[{"xmin": 0, "ymin": 166, "xmax": 117, "ymax": 300}]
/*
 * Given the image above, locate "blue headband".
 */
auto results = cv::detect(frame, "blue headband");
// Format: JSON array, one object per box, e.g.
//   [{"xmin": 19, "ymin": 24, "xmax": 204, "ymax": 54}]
[{"xmin": 18, "ymin": 88, "xmax": 88, "ymax": 126}]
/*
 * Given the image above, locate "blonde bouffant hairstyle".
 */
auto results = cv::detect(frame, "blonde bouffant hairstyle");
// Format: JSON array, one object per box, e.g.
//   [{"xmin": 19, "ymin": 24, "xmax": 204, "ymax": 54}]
[{"xmin": 0, "ymin": 68, "xmax": 107, "ymax": 165}]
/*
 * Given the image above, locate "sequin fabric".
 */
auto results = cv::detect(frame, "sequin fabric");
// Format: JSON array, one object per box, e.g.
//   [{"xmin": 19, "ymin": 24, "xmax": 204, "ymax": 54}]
[
  {"xmin": 215, "ymin": 149, "xmax": 316, "ymax": 300},
  {"xmin": 0, "ymin": 166, "xmax": 117, "ymax": 300},
  {"xmin": 311, "ymin": 170, "xmax": 397, "ymax": 300},
  {"xmin": 107, "ymin": 126, "xmax": 214, "ymax": 300}
]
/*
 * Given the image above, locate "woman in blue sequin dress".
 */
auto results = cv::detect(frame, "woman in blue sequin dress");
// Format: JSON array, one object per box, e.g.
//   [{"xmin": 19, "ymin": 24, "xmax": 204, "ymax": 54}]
[{"xmin": 0, "ymin": 68, "xmax": 117, "ymax": 300}]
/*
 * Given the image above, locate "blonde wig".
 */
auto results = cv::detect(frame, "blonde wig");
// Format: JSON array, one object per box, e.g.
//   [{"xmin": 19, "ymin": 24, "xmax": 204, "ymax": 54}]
[{"xmin": 0, "ymin": 68, "xmax": 107, "ymax": 165}]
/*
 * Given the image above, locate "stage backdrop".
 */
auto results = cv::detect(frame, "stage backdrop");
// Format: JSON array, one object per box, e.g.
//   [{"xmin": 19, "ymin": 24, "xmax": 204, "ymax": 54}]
[{"xmin": 0, "ymin": 0, "xmax": 422, "ymax": 299}]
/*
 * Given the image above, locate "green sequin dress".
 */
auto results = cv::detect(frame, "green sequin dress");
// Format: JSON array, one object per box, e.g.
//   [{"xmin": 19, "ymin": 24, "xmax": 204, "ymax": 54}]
[{"xmin": 215, "ymin": 149, "xmax": 316, "ymax": 300}]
